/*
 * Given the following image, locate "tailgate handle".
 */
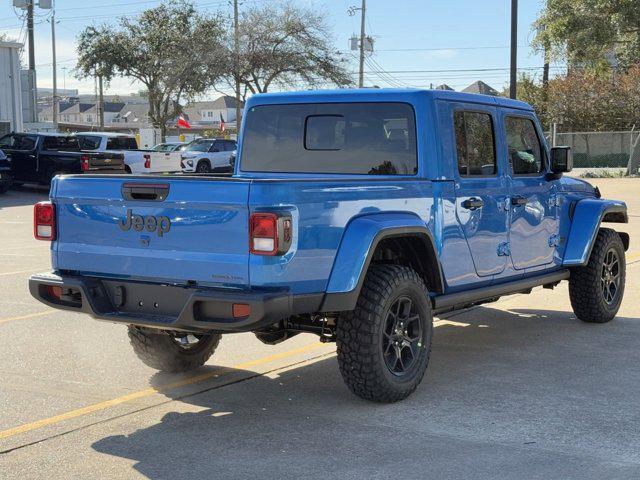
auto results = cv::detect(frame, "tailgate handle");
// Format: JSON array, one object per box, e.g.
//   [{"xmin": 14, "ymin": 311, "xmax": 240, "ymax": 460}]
[{"xmin": 122, "ymin": 183, "xmax": 169, "ymax": 202}]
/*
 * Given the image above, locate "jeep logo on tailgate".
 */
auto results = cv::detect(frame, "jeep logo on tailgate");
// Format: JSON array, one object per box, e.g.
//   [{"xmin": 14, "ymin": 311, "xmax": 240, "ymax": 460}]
[{"xmin": 119, "ymin": 209, "xmax": 171, "ymax": 237}]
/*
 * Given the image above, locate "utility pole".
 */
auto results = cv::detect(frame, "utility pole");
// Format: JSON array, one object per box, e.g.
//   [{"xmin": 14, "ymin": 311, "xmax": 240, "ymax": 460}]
[
  {"xmin": 509, "ymin": 0, "xmax": 518, "ymax": 99},
  {"xmin": 50, "ymin": 8, "xmax": 58, "ymax": 130},
  {"xmin": 358, "ymin": 0, "xmax": 366, "ymax": 88},
  {"xmin": 27, "ymin": 0, "xmax": 38, "ymax": 122},
  {"xmin": 234, "ymin": 0, "xmax": 241, "ymax": 134}
]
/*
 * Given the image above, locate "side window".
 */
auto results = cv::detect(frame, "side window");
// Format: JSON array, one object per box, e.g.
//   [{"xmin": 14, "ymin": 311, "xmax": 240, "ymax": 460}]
[
  {"xmin": 505, "ymin": 116, "xmax": 544, "ymax": 175},
  {"xmin": 0, "ymin": 135, "xmax": 17, "ymax": 148},
  {"xmin": 211, "ymin": 140, "xmax": 225, "ymax": 152},
  {"xmin": 454, "ymin": 111, "xmax": 497, "ymax": 176},
  {"xmin": 18, "ymin": 136, "xmax": 36, "ymax": 151},
  {"xmin": 305, "ymin": 115, "xmax": 346, "ymax": 150},
  {"xmin": 225, "ymin": 141, "xmax": 237, "ymax": 151}
]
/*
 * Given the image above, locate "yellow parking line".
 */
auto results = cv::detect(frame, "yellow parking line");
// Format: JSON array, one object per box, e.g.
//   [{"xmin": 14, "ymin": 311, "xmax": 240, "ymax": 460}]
[
  {"xmin": 0, "ymin": 310, "xmax": 54, "ymax": 325},
  {"xmin": 0, "ymin": 342, "xmax": 329, "ymax": 441},
  {"xmin": 626, "ymin": 251, "xmax": 640, "ymax": 263},
  {"xmin": 0, "ymin": 268, "xmax": 47, "ymax": 277}
]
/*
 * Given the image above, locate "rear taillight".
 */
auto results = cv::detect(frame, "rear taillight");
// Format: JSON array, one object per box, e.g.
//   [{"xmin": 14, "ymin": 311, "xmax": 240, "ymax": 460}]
[
  {"xmin": 80, "ymin": 154, "xmax": 90, "ymax": 172},
  {"xmin": 249, "ymin": 213, "xmax": 292, "ymax": 256},
  {"xmin": 144, "ymin": 154, "xmax": 151, "ymax": 169},
  {"xmin": 34, "ymin": 201, "xmax": 56, "ymax": 241}
]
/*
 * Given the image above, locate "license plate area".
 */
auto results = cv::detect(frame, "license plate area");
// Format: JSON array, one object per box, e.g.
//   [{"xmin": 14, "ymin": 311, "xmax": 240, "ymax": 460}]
[{"xmin": 102, "ymin": 280, "xmax": 192, "ymax": 317}]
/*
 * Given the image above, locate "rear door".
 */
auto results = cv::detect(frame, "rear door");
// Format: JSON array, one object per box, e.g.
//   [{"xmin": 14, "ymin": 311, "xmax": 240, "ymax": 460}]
[
  {"xmin": 209, "ymin": 140, "xmax": 232, "ymax": 167},
  {"xmin": 451, "ymin": 104, "xmax": 510, "ymax": 277},
  {"xmin": 53, "ymin": 176, "xmax": 252, "ymax": 288},
  {"xmin": 502, "ymin": 113, "xmax": 557, "ymax": 270}
]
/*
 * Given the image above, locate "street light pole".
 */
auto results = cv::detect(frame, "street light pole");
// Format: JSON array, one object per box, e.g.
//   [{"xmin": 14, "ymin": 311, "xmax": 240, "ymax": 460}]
[
  {"xmin": 509, "ymin": 0, "xmax": 518, "ymax": 99},
  {"xmin": 358, "ymin": 0, "xmax": 366, "ymax": 88},
  {"xmin": 27, "ymin": 0, "xmax": 37, "ymax": 122},
  {"xmin": 234, "ymin": 0, "xmax": 241, "ymax": 135},
  {"xmin": 51, "ymin": 9, "xmax": 58, "ymax": 130}
]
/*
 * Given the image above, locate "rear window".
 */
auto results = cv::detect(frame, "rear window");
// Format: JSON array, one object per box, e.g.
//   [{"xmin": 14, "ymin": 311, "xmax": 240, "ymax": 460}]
[
  {"xmin": 241, "ymin": 102, "xmax": 417, "ymax": 175},
  {"xmin": 77, "ymin": 135, "xmax": 102, "ymax": 150},
  {"xmin": 43, "ymin": 136, "xmax": 81, "ymax": 151},
  {"xmin": 106, "ymin": 137, "xmax": 138, "ymax": 150}
]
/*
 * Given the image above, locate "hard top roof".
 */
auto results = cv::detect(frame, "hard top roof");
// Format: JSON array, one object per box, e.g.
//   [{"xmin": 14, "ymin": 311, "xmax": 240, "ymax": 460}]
[
  {"xmin": 247, "ymin": 88, "xmax": 533, "ymax": 111},
  {"xmin": 75, "ymin": 132, "xmax": 135, "ymax": 138}
]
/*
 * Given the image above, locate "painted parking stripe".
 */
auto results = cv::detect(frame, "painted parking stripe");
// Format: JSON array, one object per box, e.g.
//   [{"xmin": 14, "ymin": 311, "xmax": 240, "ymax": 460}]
[
  {"xmin": 0, "ymin": 310, "xmax": 54, "ymax": 325},
  {"xmin": 0, "ymin": 268, "xmax": 48, "ymax": 277}
]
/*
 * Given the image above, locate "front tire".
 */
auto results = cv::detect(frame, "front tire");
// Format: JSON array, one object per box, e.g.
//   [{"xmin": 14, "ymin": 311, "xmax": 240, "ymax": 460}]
[
  {"xmin": 128, "ymin": 326, "xmax": 221, "ymax": 372},
  {"xmin": 195, "ymin": 160, "xmax": 211, "ymax": 173},
  {"xmin": 336, "ymin": 265, "xmax": 433, "ymax": 403},
  {"xmin": 569, "ymin": 228, "xmax": 626, "ymax": 323}
]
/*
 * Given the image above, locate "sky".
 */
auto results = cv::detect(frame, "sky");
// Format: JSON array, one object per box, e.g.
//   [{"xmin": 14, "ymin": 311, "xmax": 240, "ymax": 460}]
[{"xmin": 0, "ymin": 0, "xmax": 555, "ymax": 97}]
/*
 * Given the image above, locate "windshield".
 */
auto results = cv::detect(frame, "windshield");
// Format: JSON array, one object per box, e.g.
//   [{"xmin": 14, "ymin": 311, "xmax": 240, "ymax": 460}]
[
  {"xmin": 154, "ymin": 144, "xmax": 177, "ymax": 151},
  {"xmin": 184, "ymin": 140, "xmax": 213, "ymax": 152}
]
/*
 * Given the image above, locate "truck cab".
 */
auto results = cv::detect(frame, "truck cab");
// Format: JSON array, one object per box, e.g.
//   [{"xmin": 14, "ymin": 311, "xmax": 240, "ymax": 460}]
[{"xmin": 29, "ymin": 89, "xmax": 629, "ymax": 403}]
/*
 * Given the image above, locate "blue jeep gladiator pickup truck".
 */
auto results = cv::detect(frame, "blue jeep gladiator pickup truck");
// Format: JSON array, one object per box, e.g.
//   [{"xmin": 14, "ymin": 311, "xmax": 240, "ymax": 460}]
[{"xmin": 29, "ymin": 89, "xmax": 629, "ymax": 402}]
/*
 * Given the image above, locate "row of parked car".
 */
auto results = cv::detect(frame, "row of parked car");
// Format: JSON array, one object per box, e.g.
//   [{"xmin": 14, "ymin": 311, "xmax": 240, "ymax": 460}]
[{"xmin": 0, "ymin": 132, "xmax": 236, "ymax": 193}]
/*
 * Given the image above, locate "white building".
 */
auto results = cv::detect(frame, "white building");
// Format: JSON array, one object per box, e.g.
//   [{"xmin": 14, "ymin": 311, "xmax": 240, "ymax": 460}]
[
  {"xmin": 183, "ymin": 96, "xmax": 243, "ymax": 127},
  {"xmin": 0, "ymin": 41, "xmax": 24, "ymax": 134}
]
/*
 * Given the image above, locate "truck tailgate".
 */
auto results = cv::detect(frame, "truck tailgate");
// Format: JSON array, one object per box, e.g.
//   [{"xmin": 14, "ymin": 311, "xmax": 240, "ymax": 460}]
[
  {"xmin": 51, "ymin": 175, "xmax": 251, "ymax": 287},
  {"xmin": 148, "ymin": 151, "xmax": 182, "ymax": 172},
  {"xmin": 86, "ymin": 152, "xmax": 125, "ymax": 172}
]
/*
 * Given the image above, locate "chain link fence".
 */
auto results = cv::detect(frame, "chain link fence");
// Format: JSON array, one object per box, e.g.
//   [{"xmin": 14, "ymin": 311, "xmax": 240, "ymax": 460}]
[{"xmin": 549, "ymin": 131, "xmax": 640, "ymax": 169}]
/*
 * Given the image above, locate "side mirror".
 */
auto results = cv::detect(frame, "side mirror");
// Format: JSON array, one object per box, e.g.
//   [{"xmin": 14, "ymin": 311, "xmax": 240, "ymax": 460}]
[
  {"xmin": 212, "ymin": 148, "xmax": 220, "ymax": 152},
  {"xmin": 550, "ymin": 146, "xmax": 573, "ymax": 174}
]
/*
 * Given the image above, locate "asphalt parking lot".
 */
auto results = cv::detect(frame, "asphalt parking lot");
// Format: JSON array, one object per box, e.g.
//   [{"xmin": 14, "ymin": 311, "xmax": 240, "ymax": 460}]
[{"xmin": 1, "ymin": 179, "xmax": 639, "ymax": 479}]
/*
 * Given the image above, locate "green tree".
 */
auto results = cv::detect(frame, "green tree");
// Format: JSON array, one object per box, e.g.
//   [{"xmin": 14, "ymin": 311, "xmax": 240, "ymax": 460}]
[
  {"xmin": 76, "ymin": 1, "xmax": 226, "ymax": 139},
  {"xmin": 510, "ymin": 69, "xmax": 640, "ymax": 132},
  {"xmin": 503, "ymin": 74, "xmax": 549, "ymax": 127},
  {"xmin": 534, "ymin": 0, "xmax": 640, "ymax": 70},
  {"xmin": 219, "ymin": 2, "xmax": 352, "ymax": 99}
]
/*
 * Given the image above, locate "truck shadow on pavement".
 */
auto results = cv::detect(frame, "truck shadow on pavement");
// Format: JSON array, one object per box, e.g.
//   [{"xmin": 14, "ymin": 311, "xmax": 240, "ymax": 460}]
[{"xmin": 91, "ymin": 306, "xmax": 640, "ymax": 480}]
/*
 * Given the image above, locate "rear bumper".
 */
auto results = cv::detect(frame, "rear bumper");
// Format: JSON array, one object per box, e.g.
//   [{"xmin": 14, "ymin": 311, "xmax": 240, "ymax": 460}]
[{"xmin": 29, "ymin": 272, "xmax": 322, "ymax": 333}]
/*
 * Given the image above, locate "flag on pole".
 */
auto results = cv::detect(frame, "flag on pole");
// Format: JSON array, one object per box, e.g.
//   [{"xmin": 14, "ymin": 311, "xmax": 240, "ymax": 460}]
[
  {"xmin": 177, "ymin": 113, "xmax": 191, "ymax": 129},
  {"xmin": 219, "ymin": 113, "xmax": 226, "ymax": 132}
]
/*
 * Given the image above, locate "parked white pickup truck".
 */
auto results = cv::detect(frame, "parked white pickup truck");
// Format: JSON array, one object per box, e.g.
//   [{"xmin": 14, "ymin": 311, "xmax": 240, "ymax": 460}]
[
  {"xmin": 180, "ymin": 138, "xmax": 236, "ymax": 173},
  {"xmin": 77, "ymin": 133, "xmax": 182, "ymax": 174}
]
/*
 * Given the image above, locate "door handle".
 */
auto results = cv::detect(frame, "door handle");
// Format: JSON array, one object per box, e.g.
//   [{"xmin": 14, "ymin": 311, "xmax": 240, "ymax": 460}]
[
  {"xmin": 462, "ymin": 197, "xmax": 484, "ymax": 210},
  {"xmin": 511, "ymin": 196, "xmax": 528, "ymax": 206}
]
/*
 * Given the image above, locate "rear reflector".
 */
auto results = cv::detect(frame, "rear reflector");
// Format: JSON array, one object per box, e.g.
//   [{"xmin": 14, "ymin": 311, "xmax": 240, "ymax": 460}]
[
  {"xmin": 46, "ymin": 285, "xmax": 62, "ymax": 300},
  {"xmin": 232, "ymin": 303, "xmax": 251, "ymax": 318},
  {"xmin": 34, "ymin": 201, "xmax": 56, "ymax": 241}
]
